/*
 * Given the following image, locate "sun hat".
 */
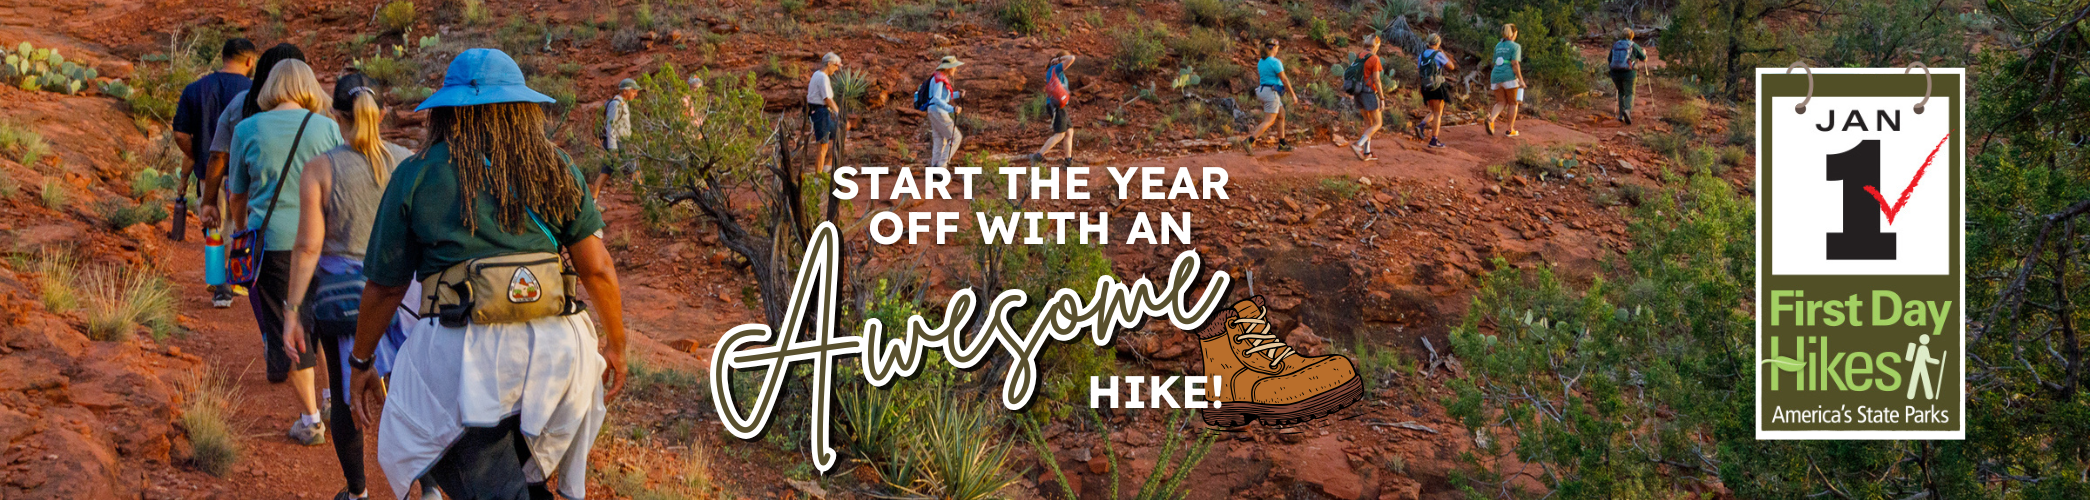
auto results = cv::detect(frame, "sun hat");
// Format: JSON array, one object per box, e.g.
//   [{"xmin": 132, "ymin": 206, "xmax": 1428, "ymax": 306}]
[
  {"xmin": 416, "ymin": 48, "xmax": 556, "ymax": 111},
  {"xmin": 619, "ymin": 78, "xmax": 640, "ymax": 90},
  {"xmin": 936, "ymin": 55, "xmax": 964, "ymax": 70}
]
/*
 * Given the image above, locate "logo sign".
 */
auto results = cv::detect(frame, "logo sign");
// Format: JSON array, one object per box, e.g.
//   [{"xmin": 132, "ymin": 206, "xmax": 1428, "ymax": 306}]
[
  {"xmin": 1756, "ymin": 67, "xmax": 1965, "ymax": 439},
  {"xmin": 509, "ymin": 267, "xmax": 542, "ymax": 303}
]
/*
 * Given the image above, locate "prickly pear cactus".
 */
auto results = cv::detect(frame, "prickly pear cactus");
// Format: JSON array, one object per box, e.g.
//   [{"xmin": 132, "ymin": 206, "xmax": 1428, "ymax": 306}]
[{"xmin": 19, "ymin": 74, "xmax": 37, "ymax": 91}]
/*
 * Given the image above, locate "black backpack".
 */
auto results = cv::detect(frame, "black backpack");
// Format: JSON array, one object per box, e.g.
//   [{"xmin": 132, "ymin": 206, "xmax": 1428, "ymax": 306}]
[
  {"xmin": 1417, "ymin": 49, "xmax": 1445, "ymax": 91},
  {"xmin": 1341, "ymin": 53, "xmax": 1370, "ymax": 95},
  {"xmin": 911, "ymin": 75, "xmax": 936, "ymax": 111}
]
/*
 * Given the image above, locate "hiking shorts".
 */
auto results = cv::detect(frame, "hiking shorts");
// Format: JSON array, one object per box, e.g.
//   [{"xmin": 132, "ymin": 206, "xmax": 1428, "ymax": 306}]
[
  {"xmin": 1421, "ymin": 85, "xmax": 1451, "ymax": 102},
  {"xmin": 1490, "ymin": 79, "xmax": 1522, "ymax": 91},
  {"xmin": 809, "ymin": 105, "xmax": 837, "ymax": 143},
  {"xmin": 1354, "ymin": 92, "xmax": 1381, "ymax": 112},
  {"xmin": 1256, "ymin": 85, "xmax": 1284, "ymax": 114},
  {"xmin": 1048, "ymin": 104, "xmax": 1069, "ymax": 133}
]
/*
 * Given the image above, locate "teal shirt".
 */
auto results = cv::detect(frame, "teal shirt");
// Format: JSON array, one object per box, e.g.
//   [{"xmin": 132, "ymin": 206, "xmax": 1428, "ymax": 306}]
[
  {"xmin": 1257, "ymin": 57, "xmax": 1285, "ymax": 89},
  {"xmin": 1490, "ymin": 40, "xmax": 1523, "ymax": 84},
  {"xmin": 229, "ymin": 109, "xmax": 344, "ymax": 250},
  {"xmin": 362, "ymin": 142, "xmax": 605, "ymax": 287}
]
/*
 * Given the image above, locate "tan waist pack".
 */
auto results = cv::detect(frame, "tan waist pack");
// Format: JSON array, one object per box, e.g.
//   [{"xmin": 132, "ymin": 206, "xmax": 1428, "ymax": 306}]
[{"xmin": 420, "ymin": 252, "xmax": 585, "ymax": 327}]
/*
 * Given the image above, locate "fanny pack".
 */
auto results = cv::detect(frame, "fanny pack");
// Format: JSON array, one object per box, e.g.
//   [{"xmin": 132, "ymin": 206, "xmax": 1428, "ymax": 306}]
[
  {"xmin": 405, "ymin": 159, "xmax": 587, "ymax": 327},
  {"xmin": 419, "ymin": 248, "xmax": 582, "ymax": 328},
  {"xmin": 313, "ymin": 257, "xmax": 369, "ymax": 323}
]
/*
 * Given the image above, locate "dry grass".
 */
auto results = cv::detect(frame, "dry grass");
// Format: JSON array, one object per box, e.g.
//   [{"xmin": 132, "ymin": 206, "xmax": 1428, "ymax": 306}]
[
  {"xmin": 178, "ymin": 365, "xmax": 243, "ymax": 476},
  {"xmin": 82, "ymin": 265, "xmax": 177, "ymax": 341},
  {"xmin": 32, "ymin": 252, "xmax": 80, "ymax": 313}
]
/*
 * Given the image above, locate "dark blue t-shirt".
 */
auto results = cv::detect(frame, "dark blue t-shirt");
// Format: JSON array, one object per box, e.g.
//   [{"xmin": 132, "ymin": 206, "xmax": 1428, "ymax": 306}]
[{"xmin": 173, "ymin": 72, "xmax": 252, "ymax": 171}]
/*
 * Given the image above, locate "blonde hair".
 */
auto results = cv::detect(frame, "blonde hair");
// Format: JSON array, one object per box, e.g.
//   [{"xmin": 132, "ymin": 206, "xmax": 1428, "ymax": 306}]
[
  {"xmin": 343, "ymin": 89, "xmax": 393, "ymax": 185},
  {"xmin": 1502, "ymin": 24, "xmax": 1518, "ymax": 40},
  {"xmin": 1623, "ymin": 28, "xmax": 1636, "ymax": 40},
  {"xmin": 256, "ymin": 59, "xmax": 331, "ymax": 119},
  {"xmin": 1426, "ymin": 33, "xmax": 1442, "ymax": 48}
]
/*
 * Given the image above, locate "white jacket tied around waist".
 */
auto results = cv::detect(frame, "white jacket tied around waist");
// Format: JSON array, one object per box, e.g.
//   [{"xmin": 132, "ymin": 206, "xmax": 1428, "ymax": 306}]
[{"xmin": 378, "ymin": 313, "xmax": 607, "ymax": 499}]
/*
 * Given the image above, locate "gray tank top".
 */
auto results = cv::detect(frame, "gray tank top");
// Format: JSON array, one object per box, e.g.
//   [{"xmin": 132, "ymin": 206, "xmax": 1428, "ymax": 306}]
[{"xmin": 320, "ymin": 143, "xmax": 413, "ymax": 259}]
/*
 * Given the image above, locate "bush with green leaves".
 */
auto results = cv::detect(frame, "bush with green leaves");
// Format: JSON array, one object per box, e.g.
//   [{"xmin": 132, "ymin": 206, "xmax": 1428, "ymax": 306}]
[
  {"xmin": 1029, "ymin": 410, "xmax": 1218, "ymax": 500},
  {"xmin": 1182, "ymin": 0, "xmax": 1248, "ymax": 29},
  {"xmin": 997, "ymin": 0, "xmax": 1052, "ymax": 35},
  {"xmin": 1110, "ymin": 22, "xmax": 1169, "ymax": 80},
  {"xmin": 97, "ymin": 198, "xmax": 170, "ymax": 231},
  {"xmin": 378, "ymin": 1, "xmax": 417, "ymax": 34}
]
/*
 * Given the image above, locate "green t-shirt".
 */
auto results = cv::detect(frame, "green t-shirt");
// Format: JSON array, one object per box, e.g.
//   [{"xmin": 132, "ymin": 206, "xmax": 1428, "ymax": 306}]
[
  {"xmin": 362, "ymin": 142, "xmax": 605, "ymax": 287},
  {"xmin": 1490, "ymin": 40, "xmax": 1523, "ymax": 84},
  {"xmin": 230, "ymin": 109, "xmax": 345, "ymax": 250}
]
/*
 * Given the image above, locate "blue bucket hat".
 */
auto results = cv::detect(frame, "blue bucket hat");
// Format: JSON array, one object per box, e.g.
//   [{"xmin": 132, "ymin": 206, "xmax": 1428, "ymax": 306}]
[{"xmin": 416, "ymin": 48, "xmax": 556, "ymax": 111}]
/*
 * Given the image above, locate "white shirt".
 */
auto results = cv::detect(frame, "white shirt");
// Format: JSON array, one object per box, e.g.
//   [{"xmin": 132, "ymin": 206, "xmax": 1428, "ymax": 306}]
[{"xmin": 807, "ymin": 70, "xmax": 834, "ymax": 106}]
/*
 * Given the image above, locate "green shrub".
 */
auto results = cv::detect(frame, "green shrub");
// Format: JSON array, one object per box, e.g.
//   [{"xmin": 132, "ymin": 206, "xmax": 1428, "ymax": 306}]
[
  {"xmin": 888, "ymin": 2, "xmax": 941, "ymax": 32},
  {"xmin": 1171, "ymin": 26, "xmax": 1233, "ymax": 69},
  {"xmin": 97, "ymin": 198, "xmax": 170, "ymax": 231},
  {"xmin": 1727, "ymin": 112, "xmax": 1755, "ymax": 146},
  {"xmin": 355, "ymin": 55, "xmax": 417, "ymax": 88},
  {"xmin": 997, "ymin": 0, "xmax": 1052, "ymax": 35},
  {"xmin": 178, "ymin": 366, "xmax": 243, "ymax": 476},
  {"xmin": 1316, "ymin": 177, "xmax": 1362, "ymax": 201},
  {"xmin": 1640, "ymin": 129, "xmax": 1689, "ymax": 158},
  {"xmin": 1684, "ymin": 145, "xmax": 1723, "ymax": 175},
  {"xmin": 833, "ymin": 69, "xmax": 872, "ymax": 110},
  {"xmin": 1183, "ymin": 0, "xmax": 1245, "ymax": 28},
  {"xmin": 634, "ymin": 0, "xmax": 658, "ymax": 30},
  {"xmin": 378, "ymin": 1, "xmax": 417, "ymax": 34},
  {"xmin": 130, "ymin": 166, "xmax": 173, "ymax": 198},
  {"xmin": 1110, "ymin": 22, "xmax": 1168, "ymax": 79},
  {"xmin": 461, "ymin": 0, "xmax": 490, "ymax": 25},
  {"xmin": 1665, "ymin": 98, "xmax": 1706, "ymax": 128},
  {"xmin": 1718, "ymin": 145, "xmax": 1748, "ymax": 167}
]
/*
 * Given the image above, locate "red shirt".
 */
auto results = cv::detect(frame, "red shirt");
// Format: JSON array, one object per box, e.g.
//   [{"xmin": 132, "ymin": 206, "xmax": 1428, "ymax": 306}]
[{"xmin": 1361, "ymin": 53, "xmax": 1384, "ymax": 93}]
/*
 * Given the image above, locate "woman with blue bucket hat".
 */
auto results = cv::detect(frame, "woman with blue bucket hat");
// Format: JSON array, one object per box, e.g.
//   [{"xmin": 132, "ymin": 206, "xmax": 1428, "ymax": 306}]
[{"xmin": 348, "ymin": 47, "xmax": 629, "ymax": 500}]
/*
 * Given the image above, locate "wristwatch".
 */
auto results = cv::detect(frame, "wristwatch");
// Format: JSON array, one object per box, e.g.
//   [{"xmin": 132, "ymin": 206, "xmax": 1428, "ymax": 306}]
[{"xmin": 349, "ymin": 354, "xmax": 374, "ymax": 371}]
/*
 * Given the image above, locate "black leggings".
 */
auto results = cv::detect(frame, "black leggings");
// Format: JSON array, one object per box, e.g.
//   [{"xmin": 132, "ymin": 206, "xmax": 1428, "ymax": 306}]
[
  {"xmin": 315, "ymin": 319, "xmax": 367, "ymax": 494},
  {"xmin": 423, "ymin": 415, "xmax": 555, "ymax": 500}
]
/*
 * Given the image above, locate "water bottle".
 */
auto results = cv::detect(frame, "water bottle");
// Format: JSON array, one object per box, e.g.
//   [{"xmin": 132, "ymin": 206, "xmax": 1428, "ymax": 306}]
[
  {"xmin": 169, "ymin": 196, "xmax": 187, "ymax": 241},
  {"xmin": 204, "ymin": 229, "xmax": 226, "ymax": 286}
]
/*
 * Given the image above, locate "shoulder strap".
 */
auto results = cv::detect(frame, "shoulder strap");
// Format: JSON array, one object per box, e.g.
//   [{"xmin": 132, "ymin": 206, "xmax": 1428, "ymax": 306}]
[{"xmin": 254, "ymin": 111, "xmax": 317, "ymax": 239}]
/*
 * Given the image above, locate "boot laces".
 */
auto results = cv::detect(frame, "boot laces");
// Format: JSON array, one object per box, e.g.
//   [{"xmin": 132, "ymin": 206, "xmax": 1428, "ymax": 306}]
[{"xmin": 1231, "ymin": 317, "xmax": 1295, "ymax": 367}]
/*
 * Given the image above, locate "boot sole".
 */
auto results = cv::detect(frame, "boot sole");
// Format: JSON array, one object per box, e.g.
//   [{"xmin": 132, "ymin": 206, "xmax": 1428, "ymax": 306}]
[{"xmin": 1201, "ymin": 376, "xmax": 1363, "ymax": 428}]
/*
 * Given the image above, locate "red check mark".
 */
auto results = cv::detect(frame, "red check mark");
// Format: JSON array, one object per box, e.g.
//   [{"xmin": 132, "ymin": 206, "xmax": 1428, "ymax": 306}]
[{"xmin": 1863, "ymin": 134, "xmax": 1950, "ymax": 225}]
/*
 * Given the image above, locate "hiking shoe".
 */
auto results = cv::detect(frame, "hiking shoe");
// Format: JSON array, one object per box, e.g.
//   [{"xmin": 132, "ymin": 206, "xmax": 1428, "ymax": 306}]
[
  {"xmin": 1484, "ymin": 120, "xmax": 1496, "ymax": 135},
  {"xmin": 1622, "ymin": 113, "xmax": 1633, "ymax": 125},
  {"xmin": 230, "ymin": 284, "xmax": 248, "ymax": 297},
  {"xmin": 289, "ymin": 418, "xmax": 327, "ymax": 446},
  {"xmin": 1276, "ymin": 139, "xmax": 1295, "ymax": 152},
  {"xmin": 1506, "ymin": 130, "xmax": 1521, "ymax": 138},
  {"xmin": 1412, "ymin": 122, "xmax": 1426, "ymax": 140},
  {"xmin": 1239, "ymin": 138, "xmax": 1255, "ymax": 155},
  {"xmin": 1428, "ymin": 137, "xmax": 1445, "ymax": 148},
  {"xmin": 1196, "ymin": 296, "xmax": 1362, "ymax": 428},
  {"xmin": 333, "ymin": 490, "xmax": 369, "ymax": 500},
  {"xmin": 211, "ymin": 288, "xmax": 234, "ymax": 309},
  {"xmin": 1349, "ymin": 144, "xmax": 1367, "ymax": 160},
  {"xmin": 1363, "ymin": 153, "xmax": 1379, "ymax": 161}
]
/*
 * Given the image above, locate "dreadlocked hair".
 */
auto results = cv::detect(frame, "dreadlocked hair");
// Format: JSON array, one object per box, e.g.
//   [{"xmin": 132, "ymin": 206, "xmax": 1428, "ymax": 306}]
[{"xmin": 427, "ymin": 102, "xmax": 583, "ymax": 235}]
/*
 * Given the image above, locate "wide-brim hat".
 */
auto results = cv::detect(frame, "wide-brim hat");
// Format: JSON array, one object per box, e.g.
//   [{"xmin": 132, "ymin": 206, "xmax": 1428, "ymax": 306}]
[
  {"xmin": 417, "ymin": 48, "xmax": 556, "ymax": 111},
  {"xmin": 936, "ymin": 56, "xmax": 964, "ymax": 70}
]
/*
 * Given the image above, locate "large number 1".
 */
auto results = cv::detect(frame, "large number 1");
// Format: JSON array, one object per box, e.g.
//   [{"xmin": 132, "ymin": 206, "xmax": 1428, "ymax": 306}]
[{"xmin": 1825, "ymin": 139, "xmax": 1895, "ymax": 260}]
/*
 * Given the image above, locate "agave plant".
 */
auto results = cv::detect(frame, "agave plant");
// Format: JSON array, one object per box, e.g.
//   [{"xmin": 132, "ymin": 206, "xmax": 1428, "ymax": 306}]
[{"xmin": 831, "ymin": 68, "xmax": 871, "ymax": 111}]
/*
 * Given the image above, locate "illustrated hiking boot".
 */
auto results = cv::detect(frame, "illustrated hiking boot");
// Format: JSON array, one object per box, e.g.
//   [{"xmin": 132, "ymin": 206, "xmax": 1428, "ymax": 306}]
[{"xmin": 1196, "ymin": 296, "xmax": 1362, "ymax": 428}]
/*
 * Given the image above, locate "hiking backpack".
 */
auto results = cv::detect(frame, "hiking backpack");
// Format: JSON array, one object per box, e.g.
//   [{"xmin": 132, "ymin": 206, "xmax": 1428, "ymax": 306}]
[
  {"xmin": 912, "ymin": 74, "xmax": 951, "ymax": 112},
  {"xmin": 1609, "ymin": 40, "xmax": 1636, "ymax": 70},
  {"xmin": 1417, "ymin": 49, "xmax": 1446, "ymax": 91},
  {"xmin": 1341, "ymin": 53, "xmax": 1370, "ymax": 95}
]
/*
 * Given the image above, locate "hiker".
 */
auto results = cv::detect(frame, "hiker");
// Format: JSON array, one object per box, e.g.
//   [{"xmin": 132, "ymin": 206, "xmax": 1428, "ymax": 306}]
[
  {"xmin": 588, "ymin": 78, "xmax": 640, "ymax": 198},
  {"xmin": 173, "ymin": 38, "xmax": 257, "ymax": 243},
  {"xmin": 275, "ymin": 72, "xmax": 409, "ymax": 500},
  {"xmin": 808, "ymin": 52, "xmax": 841, "ymax": 170},
  {"xmin": 1346, "ymin": 35, "xmax": 1385, "ymax": 161},
  {"xmin": 1028, "ymin": 51, "xmax": 1077, "ymax": 166},
  {"xmin": 202, "ymin": 44, "xmax": 304, "ymax": 309},
  {"xmin": 1484, "ymin": 23, "xmax": 1525, "ymax": 137},
  {"xmin": 226, "ymin": 58, "xmax": 344, "ymax": 446},
  {"xmin": 683, "ymin": 76, "xmax": 707, "ymax": 138},
  {"xmin": 923, "ymin": 55, "xmax": 965, "ymax": 169},
  {"xmin": 1414, "ymin": 33, "xmax": 1456, "ymax": 148},
  {"xmin": 1245, "ymin": 39, "xmax": 1297, "ymax": 154},
  {"xmin": 348, "ymin": 48, "xmax": 626, "ymax": 500},
  {"xmin": 1608, "ymin": 28, "xmax": 1649, "ymax": 124}
]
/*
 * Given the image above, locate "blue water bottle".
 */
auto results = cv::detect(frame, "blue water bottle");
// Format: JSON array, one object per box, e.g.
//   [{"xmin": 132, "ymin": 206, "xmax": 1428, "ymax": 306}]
[{"xmin": 204, "ymin": 229, "xmax": 227, "ymax": 286}]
